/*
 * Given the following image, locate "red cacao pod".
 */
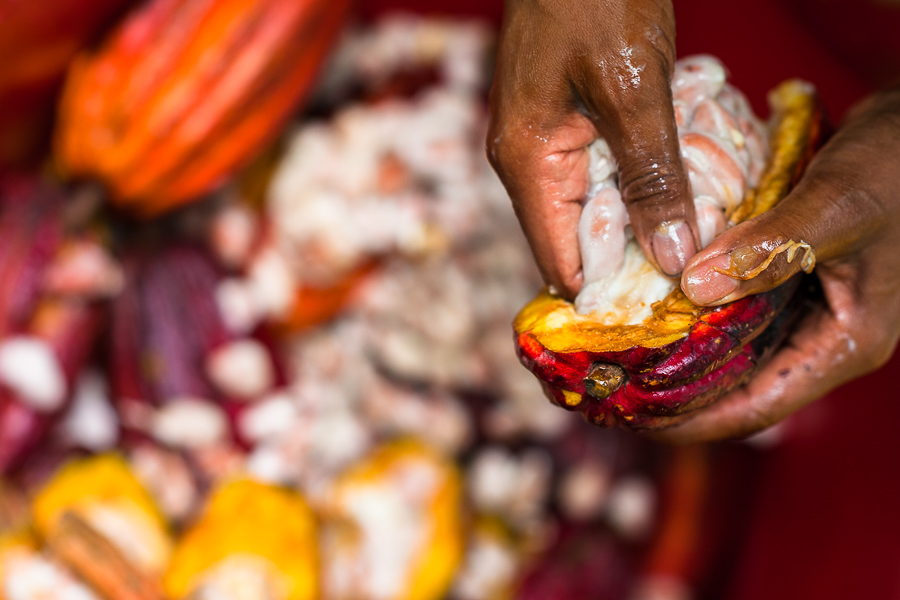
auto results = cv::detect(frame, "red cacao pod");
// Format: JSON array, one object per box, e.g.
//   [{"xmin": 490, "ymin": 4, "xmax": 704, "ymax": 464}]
[
  {"xmin": 109, "ymin": 242, "xmax": 286, "ymax": 450},
  {"xmin": 0, "ymin": 177, "xmax": 107, "ymax": 473},
  {"xmin": 55, "ymin": 0, "xmax": 351, "ymax": 217},
  {"xmin": 513, "ymin": 80, "xmax": 825, "ymax": 430},
  {"xmin": 514, "ymin": 524, "xmax": 637, "ymax": 600}
]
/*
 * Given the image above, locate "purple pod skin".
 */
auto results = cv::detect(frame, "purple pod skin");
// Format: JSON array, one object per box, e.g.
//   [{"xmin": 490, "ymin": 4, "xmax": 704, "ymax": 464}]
[
  {"xmin": 109, "ymin": 242, "xmax": 286, "ymax": 450},
  {"xmin": 0, "ymin": 177, "xmax": 106, "ymax": 474}
]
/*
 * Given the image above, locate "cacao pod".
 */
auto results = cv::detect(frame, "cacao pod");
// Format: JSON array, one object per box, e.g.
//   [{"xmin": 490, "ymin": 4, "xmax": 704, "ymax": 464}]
[
  {"xmin": 164, "ymin": 479, "xmax": 319, "ymax": 600},
  {"xmin": 33, "ymin": 454, "xmax": 171, "ymax": 600},
  {"xmin": 109, "ymin": 241, "xmax": 286, "ymax": 450},
  {"xmin": 0, "ymin": 177, "xmax": 108, "ymax": 473},
  {"xmin": 56, "ymin": 0, "xmax": 351, "ymax": 217},
  {"xmin": 513, "ymin": 80, "xmax": 825, "ymax": 430},
  {"xmin": 321, "ymin": 440, "xmax": 464, "ymax": 600}
]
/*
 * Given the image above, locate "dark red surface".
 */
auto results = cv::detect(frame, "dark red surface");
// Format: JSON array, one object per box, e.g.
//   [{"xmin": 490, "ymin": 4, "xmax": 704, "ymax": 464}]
[
  {"xmin": 109, "ymin": 243, "xmax": 287, "ymax": 450},
  {"xmin": 673, "ymin": 0, "xmax": 872, "ymax": 122},
  {"xmin": 0, "ymin": 178, "xmax": 106, "ymax": 473},
  {"xmin": 358, "ymin": 0, "xmax": 899, "ymax": 597},
  {"xmin": 516, "ymin": 276, "xmax": 803, "ymax": 429},
  {"xmin": 674, "ymin": 3, "xmax": 900, "ymax": 599}
]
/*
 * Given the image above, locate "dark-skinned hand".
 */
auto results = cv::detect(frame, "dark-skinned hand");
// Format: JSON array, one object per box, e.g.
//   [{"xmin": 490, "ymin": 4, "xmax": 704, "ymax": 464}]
[
  {"xmin": 653, "ymin": 89, "xmax": 900, "ymax": 442},
  {"xmin": 487, "ymin": 0, "xmax": 699, "ymax": 299},
  {"xmin": 488, "ymin": 0, "xmax": 900, "ymax": 442}
]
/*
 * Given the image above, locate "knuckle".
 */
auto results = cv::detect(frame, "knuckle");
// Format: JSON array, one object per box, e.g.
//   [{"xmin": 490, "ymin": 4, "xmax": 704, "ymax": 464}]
[
  {"xmin": 618, "ymin": 159, "xmax": 689, "ymax": 211},
  {"xmin": 485, "ymin": 125, "xmax": 506, "ymax": 170},
  {"xmin": 838, "ymin": 314, "xmax": 897, "ymax": 375}
]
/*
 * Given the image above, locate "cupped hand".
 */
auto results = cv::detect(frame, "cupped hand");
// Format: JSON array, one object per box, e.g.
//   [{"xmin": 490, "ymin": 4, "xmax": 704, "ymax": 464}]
[
  {"xmin": 487, "ymin": 0, "xmax": 698, "ymax": 299},
  {"xmin": 652, "ymin": 89, "xmax": 900, "ymax": 443}
]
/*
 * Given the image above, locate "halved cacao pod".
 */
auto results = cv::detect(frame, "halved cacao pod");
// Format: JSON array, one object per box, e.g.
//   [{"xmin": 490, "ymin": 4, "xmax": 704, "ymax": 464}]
[
  {"xmin": 55, "ymin": 0, "xmax": 351, "ymax": 217},
  {"xmin": 513, "ymin": 80, "xmax": 825, "ymax": 430},
  {"xmin": 34, "ymin": 454, "xmax": 171, "ymax": 600},
  {"xmin": 0, "ymin": 540, "xmax": 106, "ymax": 600},
  {"xmin": 164, "ymin": 479, "xmax": 319, "ymax": 600},
  {"xmin": 320, "ymin": 440, "xmax": 464, "ymax": 600}
]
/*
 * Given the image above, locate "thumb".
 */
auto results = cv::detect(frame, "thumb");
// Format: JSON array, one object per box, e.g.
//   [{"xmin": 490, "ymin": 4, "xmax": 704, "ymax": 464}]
[{"xmin": 680, "ymin": 169, "xmax": 853, "ymax": 306}]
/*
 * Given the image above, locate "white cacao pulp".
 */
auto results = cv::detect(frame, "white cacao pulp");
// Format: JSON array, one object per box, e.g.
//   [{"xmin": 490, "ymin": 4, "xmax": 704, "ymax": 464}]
[{"xmin": 575, "ymin": 55, "xmax": 769, "ymax": 324}]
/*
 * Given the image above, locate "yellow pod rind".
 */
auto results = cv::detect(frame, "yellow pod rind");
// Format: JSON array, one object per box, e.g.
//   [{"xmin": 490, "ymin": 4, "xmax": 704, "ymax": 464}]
[
  {"xmin": 326, "ymin": 440, "xmax": 465, "ymax": 600},
  {"xmin": 164, "ymin": 479, "xmax": 319, "ymax": 600},
  {"xmin": 33, "ymin": 454, "xmax": 167, "ymax": 540}
]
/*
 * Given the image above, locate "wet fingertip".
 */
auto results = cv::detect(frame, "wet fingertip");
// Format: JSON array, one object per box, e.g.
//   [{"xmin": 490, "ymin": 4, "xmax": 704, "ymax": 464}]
[
  {"xmin": 682, "ymin": 253, "xmax": 740, "ymax": 306},
  {"xmin": 650, "ymin": 221, "xmax": 697, "ymax": 276},
  {"xmin": 546, "ymin": 271, "xmax": 582, "ymax": 301},
  {"xmin": 561, "ymin": 274, "xmax": 584, "ymax": 301}
]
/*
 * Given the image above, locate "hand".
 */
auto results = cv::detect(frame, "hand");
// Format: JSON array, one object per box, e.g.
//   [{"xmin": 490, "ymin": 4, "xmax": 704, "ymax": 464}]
[
  {"xmin": 652, "ymin": 89, "xmax": 900, "ymax": 443},
  {"xmin": 487, "ymin": 0, "xmax": 698, "ymax": 299}
]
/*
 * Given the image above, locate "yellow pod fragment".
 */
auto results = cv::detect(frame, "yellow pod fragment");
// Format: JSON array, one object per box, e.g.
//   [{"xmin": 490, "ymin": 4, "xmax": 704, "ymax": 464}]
[
  {"xmin": 322, "ymin": 439, "xmax": 464, "ymax": 600},
  {"xmin": 164, "ymin": 479, "xmax": 319, "ymax": 600},
  {"xmin": 0, "ymin": 539, "xmax": 107, "ymax": 600},
  {"xmin": 33, "ymin": 453, "xmax": 171, "ymax": 575}
]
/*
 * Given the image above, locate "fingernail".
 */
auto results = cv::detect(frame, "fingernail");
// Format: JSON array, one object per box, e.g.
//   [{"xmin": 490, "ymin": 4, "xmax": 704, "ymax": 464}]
[
  {"xmin": 651, "ymin": 221, "xmax": 697, "ymax": 276},
  {"xmin": 683, "ymin": 253, "xmax": 740, "ymax": 305}
]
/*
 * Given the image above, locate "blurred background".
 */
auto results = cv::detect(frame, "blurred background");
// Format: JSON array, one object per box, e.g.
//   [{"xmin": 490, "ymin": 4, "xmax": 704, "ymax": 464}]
[{"xmin": 0, "ymin": 0, "xmax": 899, "ymax": 598}]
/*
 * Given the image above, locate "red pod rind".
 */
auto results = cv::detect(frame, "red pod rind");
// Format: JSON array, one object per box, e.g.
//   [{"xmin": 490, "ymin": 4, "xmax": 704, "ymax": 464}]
[
  {"xmin": 513, "ymin": 80, "xmax": 825, "ymax": 429},
  {"xmin": 0, "ymin": 177, "xmax": 107, "ymax": 473},
  {"xmin": 56, "ymin": 0, "xmax": 352, "ymax": 217},
  {"xmin": 109, "ymin": 242, "xmax": 287, "ymax": 449}
]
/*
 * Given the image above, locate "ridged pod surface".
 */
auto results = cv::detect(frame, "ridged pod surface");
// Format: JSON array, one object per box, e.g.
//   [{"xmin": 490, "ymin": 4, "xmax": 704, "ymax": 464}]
[
  {"xmin": 0, "ymin": 177, "xmax": 106, "ymax": 473},
  {"xmin": 34, "ymin": 454, "xmax": 170, "ymax": 600},
  {"xmin": 513, "ymin": 80, "xmax": 825, "ymax": 430},
  {"xmin": 109, "ymin": 242, "xmax": 286, "ymax": 449},
  {"xmin": 56, "ymin": 0, "xmax": 351, "ymax": 217}
]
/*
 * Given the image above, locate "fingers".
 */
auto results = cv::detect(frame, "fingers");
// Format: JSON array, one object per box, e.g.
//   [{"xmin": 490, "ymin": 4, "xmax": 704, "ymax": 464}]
[
  {"xmin": 681, "ymin": 148, "xmax": 884, "ymax": 306},
  {"xmin": 486, "ymin": 0, "xmax": 603, "ymax": 299},
  {"xmin": 654, "ymin": 243, "xmax": 900, "ymax": 444},
  {"xmin": 648, "ymin": 309, "xmax": 835, "ymax": 443},
  {"xmin": 646, "ymin": 298, "xmax": 893, "ymax": 444},
  {"xmin": 680, "ymin": 209, "xmax": 814, "ymax": 306},
  {"xmin": 569, "ymin": 16, "xmax": 698, "ymax": 277},
  {"xmin": 611, "ymin": 94, "xmax": 699, "ymax": 278},
  {"xmin": 487, "ymin": 103, "xmax": 597, "ymax": 298},
  {"xmin": 489, "ymin": 0, "xmax": 697, "ymax": 291}
]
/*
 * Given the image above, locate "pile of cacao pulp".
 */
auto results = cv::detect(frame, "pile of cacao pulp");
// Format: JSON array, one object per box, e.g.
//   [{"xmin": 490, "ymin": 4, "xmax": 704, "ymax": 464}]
[{"xmin": 0, "ymin": 2, "xmax": 810, "ymax": 599}]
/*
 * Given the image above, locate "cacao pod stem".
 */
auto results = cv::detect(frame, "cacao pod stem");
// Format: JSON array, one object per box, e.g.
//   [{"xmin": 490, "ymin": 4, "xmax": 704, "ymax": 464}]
[{"xmin": 584, "ymin": 363, "xmax": 627, "ymax": 400}]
